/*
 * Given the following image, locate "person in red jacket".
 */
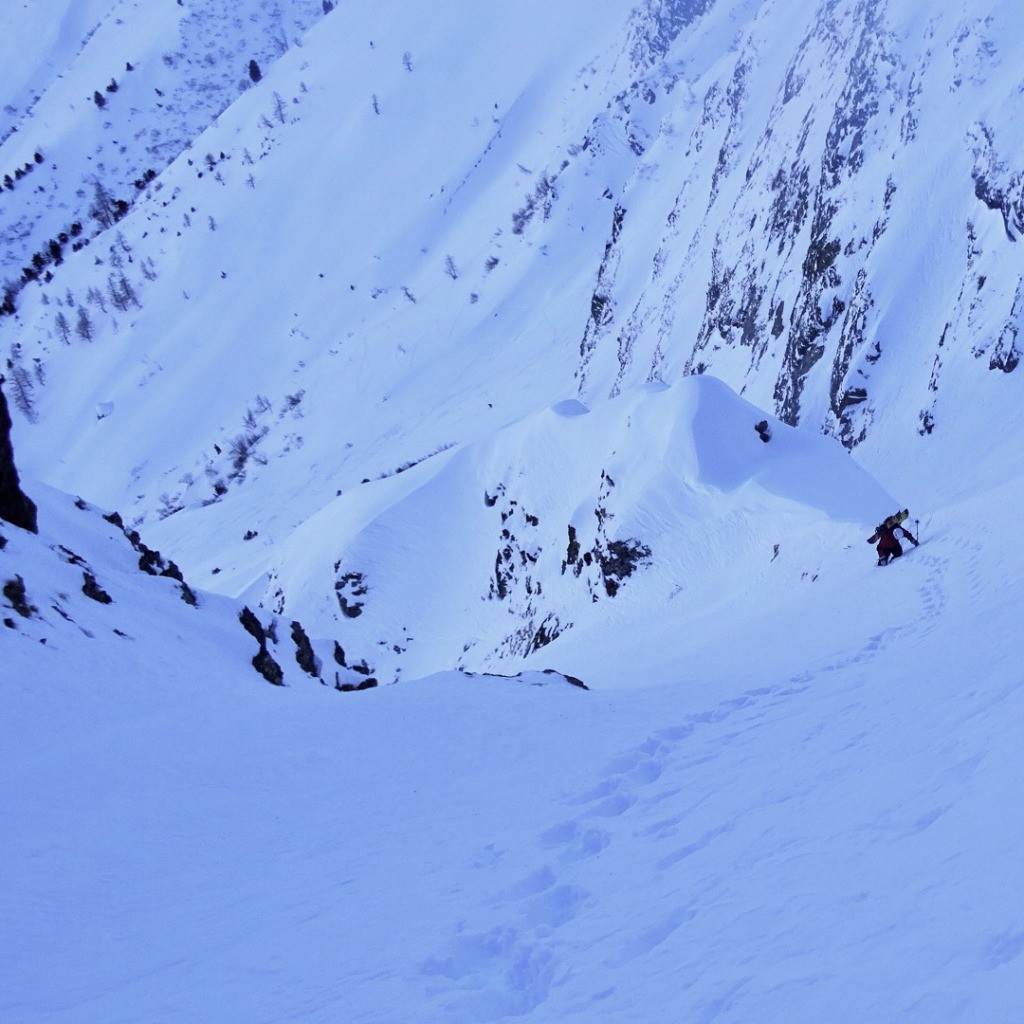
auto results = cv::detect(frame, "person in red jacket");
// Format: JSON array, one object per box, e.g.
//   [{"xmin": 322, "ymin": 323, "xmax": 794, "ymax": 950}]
[{"xmin": 868, "ymin": 513, "xmax": 918, "ymax": 566}]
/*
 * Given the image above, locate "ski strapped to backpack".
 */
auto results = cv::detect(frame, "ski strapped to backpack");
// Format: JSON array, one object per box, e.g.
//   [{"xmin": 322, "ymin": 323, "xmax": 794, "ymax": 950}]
[
  {"xmin": 868, "ymin": 509, "xmax": 913, "ymax": 537},
  {"xmin": 881, "ymin": 509, "xmax": 909, "ymax": 531}
]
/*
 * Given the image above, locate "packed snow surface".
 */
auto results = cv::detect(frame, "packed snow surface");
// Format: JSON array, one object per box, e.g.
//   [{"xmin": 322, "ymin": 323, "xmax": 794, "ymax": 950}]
[{"xmin": 5, "ymin": 393, "xmax": 1024, "ymax": 1021}]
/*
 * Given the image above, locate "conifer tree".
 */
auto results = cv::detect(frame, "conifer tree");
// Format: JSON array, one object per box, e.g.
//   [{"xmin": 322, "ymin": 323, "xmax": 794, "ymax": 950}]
[
  {"xmin": 75, "ymin": 306, "xmax": 95, "ymax": 342},
  {"xmin": 54, "ymin": 311, "xmax": 71, "ymax": 345}
]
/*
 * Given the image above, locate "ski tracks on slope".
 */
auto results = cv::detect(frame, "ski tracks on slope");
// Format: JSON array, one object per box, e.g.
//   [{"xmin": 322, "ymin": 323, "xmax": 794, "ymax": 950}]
[
  {"xmin": 793, "ymin": 534, "xmax": 964, "ymax": 683},
  {"xmin": 416, "ymin": 682, "xmax": 810, "ymax": 1022},
  {"xmin": 414, "ymin": 532, "xmax": 993, "ymax": 1021}
]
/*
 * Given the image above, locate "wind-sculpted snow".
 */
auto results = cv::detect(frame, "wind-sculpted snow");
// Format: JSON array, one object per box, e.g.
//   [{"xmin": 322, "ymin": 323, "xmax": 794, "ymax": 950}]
[{"xmin": 253, "ymin": 378, "xmax": 892, "ymax": 685}]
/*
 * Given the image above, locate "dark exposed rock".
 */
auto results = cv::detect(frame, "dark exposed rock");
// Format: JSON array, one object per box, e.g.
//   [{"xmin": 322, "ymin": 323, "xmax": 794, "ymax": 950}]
[
  {"xmin": 577, "ymin": 205, "xmax": 627, "ymax": 386},
  {"xmin": 565, "ymin": 524, "xmax": 581, "ymax": 566},
  {"xmin": 0, "ymin": 378, "xmax": 38, "ymax": 533},
  {"xmin": 488, "ymin": 496, "xmax": 544, "ymax": 603},
  {"xmin": 989, "ymin": 343, "xmax": 1020, "ymax": 374},
  {"xmin": 767, "ymin": 159, "xmax": 811, "ymax": 257},
  {"xmin": 239, "ymin": 605, "xmax": 266, "ymax": 646},
  {"xmin": 629, "ymin": 0, "xmax": 715, "ymax": 70},
  {"xmin": 139, "ymin": 546, "xmax": 184, "ymax": 581},
  {"xmin": 560, "ymin": 472, "xmax": 652, "ymax": 603},
  {"xmin": 600, "ymin": 539, "xmax": 652, "ymax": 597},
  {"xmin": 824, "ymin": 267, "xmax": 876, "ymax": 448},
  {"xmin": 988, "ymin": 281, "xmax": 1022, "ymax": 373},
  {"xmin": 82, "ymin": 573, "xmax": 113, "ymax": 604},
  {"xmin": 732, "ymin": 8, "xmax": 897, "ymax": 431},
  {"xmin": 335, "ymin": 570, "xmax": 367, "ymax": 617},
  {"xmin": 590, "ymin": 293, "xmax": 612, "ymax": 326},
  {"xmin": 836, "ymin": 388, "xmax": 868, "ymax": 414},
  {"xmin": 3, "ymin": 575, "xmax": 35, "ymax": 617},
  {"xmin": 529, "ymin": 613, "xmax": 564, "ymax": 653},
  {"xmin": 290, "ymin": 620, "xmax": 319, "ymax": 677},
  {"xmin": 972, "ymin": 167, "xmax": 1024, "ymax": 243},
  {"xmin": 103, "ymin": 509, "xmax": 192, "ymax": 587},
  {"xmin": 335, "ymin": 675, "xmax": 377, "ymax": 692},
  {"xmin": 239, "ymin": 605, "xmax": 302, "ymax": 685},
  {"xmin": 252, "ymin": 647, "xmax": 284, "ymax": 686},
  {"xmin": 58, "ymin": 545, "xmax": 87, "ymax": 565},
  {"xmin": 541, "ymin": 668, "xmax": 589, "ymax": 690}
]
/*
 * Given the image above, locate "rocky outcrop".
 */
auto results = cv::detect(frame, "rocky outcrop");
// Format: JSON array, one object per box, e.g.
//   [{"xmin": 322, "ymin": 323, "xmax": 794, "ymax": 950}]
[
  {"xmin": 0, "ymin": 378, "xmax": 37, "ymax": 533},
  {"xmin": 2, "ymin": 574, "xmax": 35, "ymax": 617},
  {"xmin": 240, "ymin": 605, "xmax": 285, "ymax": 685},
  {"xmin": 628, "ymin": 0, "xmax": 716, "ymax": 71},
  {"xmin": 101, "ymin": 509, "xmax": 196, "ymax": 605}
]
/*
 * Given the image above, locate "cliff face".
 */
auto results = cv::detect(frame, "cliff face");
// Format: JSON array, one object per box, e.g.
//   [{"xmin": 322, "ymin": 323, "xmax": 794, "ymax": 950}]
[
  {"xmin": 0, "ymin": 379, "xmax": 37, "ymax": 534},
  {"xmin": 570, "ymin": 0, "xmax": 1024, "ymax": 462}
]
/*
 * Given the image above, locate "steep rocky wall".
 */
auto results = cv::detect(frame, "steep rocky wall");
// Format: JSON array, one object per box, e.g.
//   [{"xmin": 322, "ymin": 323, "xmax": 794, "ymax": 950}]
[
  {"xmin": 0, "ymin": 378, "xmax": 37, "ymax": 533},
  {"xmin": 569, "ymin": 0, "xmax": 1024, "ymax": 454}
]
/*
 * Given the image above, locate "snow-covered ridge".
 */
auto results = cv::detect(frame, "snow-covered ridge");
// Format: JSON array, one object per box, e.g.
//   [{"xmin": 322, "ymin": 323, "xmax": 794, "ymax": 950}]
[{"xmin": 242, "ymin": 377, "xmax": 893, "ymax": 685}]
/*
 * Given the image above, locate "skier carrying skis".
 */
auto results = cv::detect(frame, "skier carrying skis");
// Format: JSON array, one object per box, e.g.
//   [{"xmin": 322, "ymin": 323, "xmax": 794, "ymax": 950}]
[{"xmin": 867, "ymin": 510, "xmax": 918, "ymax": 566}]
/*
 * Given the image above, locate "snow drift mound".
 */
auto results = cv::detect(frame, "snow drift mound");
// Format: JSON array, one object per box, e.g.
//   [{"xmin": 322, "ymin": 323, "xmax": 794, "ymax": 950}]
[{"xmin": 251, "ymin": 375, "xmax": 896, "ymax": 686}]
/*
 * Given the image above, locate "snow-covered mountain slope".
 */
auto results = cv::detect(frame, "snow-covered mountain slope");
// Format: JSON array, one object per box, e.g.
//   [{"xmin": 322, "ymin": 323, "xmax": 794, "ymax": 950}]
[
  {"xmin": 3, "ymin": 0, "xmax": 1022, "ymax": 582},
  {"xmin": 5, "ymin": 409, "xmax": 1024, "ymax": 1022},
  {"xmin": 235, "ymin": 376, "xmax": 895, "ymax": 686},
  {"xmin": 0, "ymin": 469, "xmax": 346, "ymax": 694},
  {"xmin": 0, "ymin": 0, "xmax": 330, "ymax": 278},
  {"xmin": 3, "ymin": 1, "xmax": 1024, "ymax": 1020}
]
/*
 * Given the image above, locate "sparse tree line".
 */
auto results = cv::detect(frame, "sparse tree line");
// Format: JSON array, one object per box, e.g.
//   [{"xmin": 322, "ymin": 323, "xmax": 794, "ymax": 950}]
[
  {"xmin": 17, "ymin": 222, "xmax": 85, "ymax": 286},
  {"xmin": 0, "ymin": 150, "xmax": 44, "ymax": 194},
  {"xmin": 152, "ymin": 391, "xmax": 306, "ymax": 519},
  {"xmin": 2, "ymin": 171, "xmax": 157, "ymax": 323},
  {"xmin": 4, "ymin": 343, "xmax": 43, "ymax": 422},
  {"xmin": 91, "ymin": 62, "xmax": 134, "ymax": 110},
  {"xmin": 50, "ymin": 231, "xmax": 147, "ymax": 337},
  {"xmin": 512, "ymin": 174, "xmax": 558, "ymax": 235},
  {"xmin": 6, "ymin": 230, "xmax": 159, "ymax": 422}
]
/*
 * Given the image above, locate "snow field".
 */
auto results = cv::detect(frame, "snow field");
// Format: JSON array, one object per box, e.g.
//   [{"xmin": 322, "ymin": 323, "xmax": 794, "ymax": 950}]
[
  {"xmin": 5, "ymin": 387, "xmax": 1023, "ymax": 1022},
  {"xmin": 2, "ymin": 0, "xmax": 1024, "ymax": 1020},
  {"xmin": 5, "ymin": 497, "xmax": 1023, "ymax": 1022}
]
